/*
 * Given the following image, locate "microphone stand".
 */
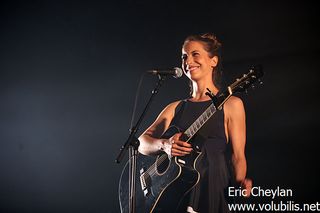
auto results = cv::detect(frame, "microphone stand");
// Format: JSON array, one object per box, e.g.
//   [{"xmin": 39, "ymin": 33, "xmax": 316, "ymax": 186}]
[{"xmin": 115, "ymin": 74, "xmax": 167, "ymax": 213}]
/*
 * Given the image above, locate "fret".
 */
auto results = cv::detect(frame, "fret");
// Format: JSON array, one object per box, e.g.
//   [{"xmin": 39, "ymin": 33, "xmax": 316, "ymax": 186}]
[
  {"xmin": 205, "ymin": 112, "xmax": 209, "ymax": 119},
  {"xmin": 204, "ymin": 113, "xmax": 208, "ymax": 120},
  {"xmin": 211, "ymin": 106, "xmax": 216, "ymax": 113},
  {"xmin": 192, "ymin": 125, "xmax": 196, "ymax": 134},
  {"xmin": 196, "ymin": 120, "xmax": 200, "ymax": 129},
  {"xmin": 201, "ymin": 115, "xmax": 206, "ymax": 124},
  {"xmin": 190, "ymin": 125, "xmax": 195, "ymax": 135},
  {"xmin": 189, "ymin": 128, "xmax": 194, "ymax": 137},
  {"xmin": 185, "ymin": 130, "xmax": 192, "ymax": 138},
  {"xmin": 200, "ymin": 116, "xmax": 204, "ymax": 125},
  {"xmin": 195, "ymin": 122, "xmax": 200, "ymax": 131},
  {"xmin": 206, "ymin": 110, "xmax": 210, "ymax": 118},
  {"xmin": 185, "ymin": 129, "xmax": 189, "ymax": 136}
]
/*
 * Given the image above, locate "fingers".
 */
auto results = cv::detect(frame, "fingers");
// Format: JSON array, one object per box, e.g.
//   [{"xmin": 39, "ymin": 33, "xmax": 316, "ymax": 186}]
[
  {"xmin": 172, "ymin": 143, "xmax": 192, "ymax": 155},
  {"xmin": 172, "ymin": 133, "xmax": 183, "ymax": 141},
  {"xmin": 170, "ymin": 133, "xmax": 193, "ymax": 156},
  {"xmin": 241, "ymin": 178, "xmax": 253, "ymax": 197},
  {"xmin": 171, "ymin": 141, "xmax": 191, "ymax": 151},
  {"xmin": 171, "ymin": 149, "xmax": 191, "ymax": 156},
  {"xmin": 172, "ymin": 133, "xmax": 192, "ymax": 147},
  {"xmin": 242, "ymin": 178, "xmax": 252, "ymax": 189}
]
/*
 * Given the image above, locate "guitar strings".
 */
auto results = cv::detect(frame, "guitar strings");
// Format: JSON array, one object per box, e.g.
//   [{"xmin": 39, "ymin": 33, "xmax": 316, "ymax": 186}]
[{"xmin": 141, "ymin": 154, "xmax": 168, "ymax": 178}]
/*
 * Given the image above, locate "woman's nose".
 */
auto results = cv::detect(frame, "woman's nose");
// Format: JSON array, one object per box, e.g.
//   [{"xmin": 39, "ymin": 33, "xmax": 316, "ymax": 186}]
[{"xmin": 185, "ymin": 56, "xmax": 193, "ymax": 66}]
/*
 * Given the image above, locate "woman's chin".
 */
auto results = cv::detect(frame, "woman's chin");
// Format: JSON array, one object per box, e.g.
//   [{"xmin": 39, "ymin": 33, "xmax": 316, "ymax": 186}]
[{"xmin": 189, "ymin": 72, "xmax": 202, "ymax": 80}]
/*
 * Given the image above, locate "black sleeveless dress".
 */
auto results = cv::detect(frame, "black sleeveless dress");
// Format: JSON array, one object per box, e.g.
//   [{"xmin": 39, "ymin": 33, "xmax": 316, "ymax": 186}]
[{"xmin": 170, "ymin": 99, "xmax": 235, "ymax": 213}]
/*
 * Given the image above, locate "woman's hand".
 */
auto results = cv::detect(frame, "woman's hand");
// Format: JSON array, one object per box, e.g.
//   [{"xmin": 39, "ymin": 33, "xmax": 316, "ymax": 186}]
[
  {"xmin": 240, "ymin": 178, "xmax": 253, "ymax": 197},
  {"xmin": 168, "ymin": 133, "xmax": 193, "ymax": 157}
]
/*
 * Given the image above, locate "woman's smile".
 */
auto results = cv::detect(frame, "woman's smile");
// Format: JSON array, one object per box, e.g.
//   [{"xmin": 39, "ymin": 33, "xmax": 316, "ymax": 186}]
[{"xmin": 186, "ymin": 65, "xmax": 200, "ymax": 73}]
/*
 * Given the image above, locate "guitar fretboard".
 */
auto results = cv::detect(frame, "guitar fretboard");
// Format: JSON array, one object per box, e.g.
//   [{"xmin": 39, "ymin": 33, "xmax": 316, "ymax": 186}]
[{"xmin": 184, "ymin": 103, "xmax": 217, "ymax": 142}]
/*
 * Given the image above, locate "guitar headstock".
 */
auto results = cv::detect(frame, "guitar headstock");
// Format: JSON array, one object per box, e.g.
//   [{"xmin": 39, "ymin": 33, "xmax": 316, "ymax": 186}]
[{"xmin": 229, "ymin": 65, "xmax": 264, "ymax": 94}]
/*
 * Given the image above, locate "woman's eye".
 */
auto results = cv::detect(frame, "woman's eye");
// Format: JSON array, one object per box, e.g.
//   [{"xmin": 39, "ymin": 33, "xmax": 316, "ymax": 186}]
[{"xmin": 182, "ymin": 55, "xmax": 187, "ymax": 60}]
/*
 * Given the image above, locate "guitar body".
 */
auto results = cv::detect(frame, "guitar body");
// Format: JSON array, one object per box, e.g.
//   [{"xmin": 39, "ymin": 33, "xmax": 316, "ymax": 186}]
[{"xmin": 119, "ymin": 126, "xmax": 202, "ymax": 213}]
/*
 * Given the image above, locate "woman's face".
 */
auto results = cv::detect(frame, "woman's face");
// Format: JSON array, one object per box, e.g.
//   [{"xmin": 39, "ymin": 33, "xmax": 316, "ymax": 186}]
[{"xmin": 182, "ymin": 41, "xmax": 218, "ymax": 81}]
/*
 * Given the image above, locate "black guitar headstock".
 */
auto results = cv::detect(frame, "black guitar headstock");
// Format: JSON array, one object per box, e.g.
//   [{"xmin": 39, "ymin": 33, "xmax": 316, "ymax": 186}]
[
  {"xmin": 206, "ymin": 65, "xmax": 264, "ymax": 109},
  {"xmin": 229, "ymin": 65, "xmax": 264, "ymax": 94}
]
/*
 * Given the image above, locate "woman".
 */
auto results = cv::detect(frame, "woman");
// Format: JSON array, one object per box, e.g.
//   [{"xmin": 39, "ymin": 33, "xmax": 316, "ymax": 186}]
[{"xmin": 138, "ymin": 33, "xmax": 252, "ymax": 213}]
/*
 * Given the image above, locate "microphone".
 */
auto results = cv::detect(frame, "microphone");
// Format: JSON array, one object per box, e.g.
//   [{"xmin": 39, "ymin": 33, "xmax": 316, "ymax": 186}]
[{"xmin": 147, "ymin": 67, "xmax": 183, "ymax": 78}]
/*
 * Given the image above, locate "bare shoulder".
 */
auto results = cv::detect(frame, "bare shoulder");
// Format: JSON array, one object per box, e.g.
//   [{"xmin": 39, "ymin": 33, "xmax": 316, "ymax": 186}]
[
  {"xmin": 225, "ymin": 96, "xmax": 244, "ymax": 109},
  {"xmin": 165, "ymin": 100, "xmax": 182, "ymax": 111},
  {"xmin": 143, "ymin": 100, "xmax": 182, "ymax": 137},
  {"xmin": 224, "ymin": 96, "xmax": 245, "ymax": 118},
  {"xmin": 160, "ymin": 100, "xmax": 182, "ymax": 119}
]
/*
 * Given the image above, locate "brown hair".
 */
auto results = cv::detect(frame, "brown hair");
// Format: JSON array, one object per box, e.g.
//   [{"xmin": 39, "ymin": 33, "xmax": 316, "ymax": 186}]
[{"xmin": 183, "ymin": 33, "xmax": 223, "ymax": 90}]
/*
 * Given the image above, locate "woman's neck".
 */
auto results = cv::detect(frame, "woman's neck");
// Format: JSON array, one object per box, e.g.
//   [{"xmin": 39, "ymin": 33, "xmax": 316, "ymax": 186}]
[{"xmin": 191, "ymin": 81, "xmax": 219, "ymax": 101}]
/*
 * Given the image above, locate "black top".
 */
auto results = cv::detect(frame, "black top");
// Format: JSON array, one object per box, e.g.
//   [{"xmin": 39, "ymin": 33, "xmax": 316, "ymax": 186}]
[{"xmin": 170, "ymin": 99, "xmax": 234, "ymax": 213}]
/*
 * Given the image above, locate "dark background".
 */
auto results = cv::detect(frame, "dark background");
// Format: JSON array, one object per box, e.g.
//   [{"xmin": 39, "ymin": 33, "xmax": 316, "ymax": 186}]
[{"xmin": 1, "ymin": 0, "xmax": 319, "ymax": 212}]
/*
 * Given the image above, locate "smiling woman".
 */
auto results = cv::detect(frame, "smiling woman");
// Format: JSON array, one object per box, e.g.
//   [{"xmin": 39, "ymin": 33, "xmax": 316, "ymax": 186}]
[{"xmin": 132, "ymin": 33, "xmax": 252, "ymax": 213}]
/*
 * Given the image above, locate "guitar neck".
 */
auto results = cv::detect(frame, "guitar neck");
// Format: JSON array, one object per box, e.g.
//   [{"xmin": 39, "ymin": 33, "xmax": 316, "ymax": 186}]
[{"xmin": 182, "ymin": 88, "xmax": 233, "ymax": 142}]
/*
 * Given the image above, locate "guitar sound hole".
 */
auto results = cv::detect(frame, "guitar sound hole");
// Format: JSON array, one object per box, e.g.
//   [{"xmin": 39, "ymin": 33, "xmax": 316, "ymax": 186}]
[{"xmin": 156, "ymin": 154, "xmax": 170, "ymax": 175}]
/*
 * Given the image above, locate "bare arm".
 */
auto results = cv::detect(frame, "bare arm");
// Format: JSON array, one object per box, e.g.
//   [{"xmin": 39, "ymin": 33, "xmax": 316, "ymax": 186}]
[
  {"xmin": 138, "ymin": 101, "xmax": 192, "ymax": 156},
  {"xmin": 138, "ymin": 101, "xmax": 179, "ymax": 155},
  {"xmin": 225, "ymin": 96, "xmax": 252, "ymax": 195}
]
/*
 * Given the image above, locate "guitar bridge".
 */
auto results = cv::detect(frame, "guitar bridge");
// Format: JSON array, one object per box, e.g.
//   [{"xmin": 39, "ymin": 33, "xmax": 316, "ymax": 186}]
[{"xmin": 139, "ymin": 168, "xmax": 151, "ymax": 197}]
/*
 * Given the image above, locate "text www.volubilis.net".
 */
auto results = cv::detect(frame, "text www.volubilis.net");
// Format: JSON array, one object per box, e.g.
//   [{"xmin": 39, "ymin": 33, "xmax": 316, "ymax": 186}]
[{"xmin": 228, "ymin": 201, "xmax": 320, "ymax": 212}]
